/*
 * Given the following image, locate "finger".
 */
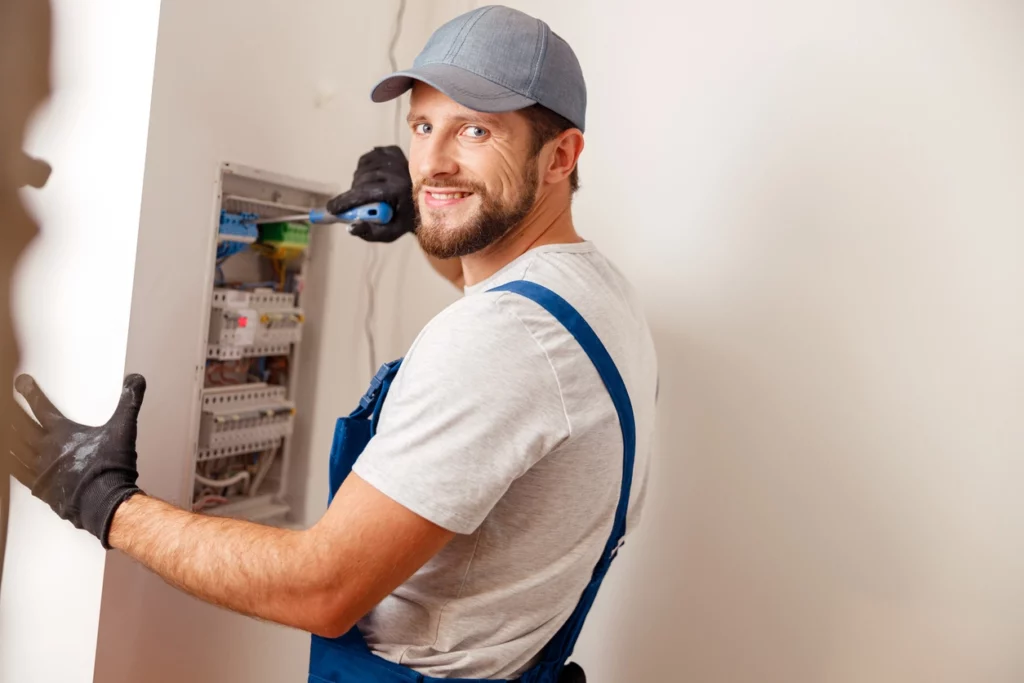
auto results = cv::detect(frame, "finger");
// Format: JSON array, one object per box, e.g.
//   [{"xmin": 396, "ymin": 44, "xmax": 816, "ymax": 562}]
[
  {"xmin": 351, "ymin": 170, "xmax": 392, "ymax": 187},
  {"xmin": 4, "ymin": 441, "xmax": 40, "ymax": 488},
  {"xmin": 354, "ymin": 157, "xmax": 389, "ymax": 176},
  {"xmin": 7, "ymin": 454, "xmax": 38, "ymax": 488},
  {"xmin": 354, "ymin": 148, "xmax": 407, "ymax": 180},
  {"xmin": 357, "ymin": 148, "xmax": 386, "ymax": 167},
  {"xmin": 347, "ymin": 222, "xmax": 371, "ymax": 239},
  {"xmin": 377, "ymin": 145, "xmax": 407, "ymax": 162},
  {"xmin": 115, "ymin": 374, "xmax": 147, "ymax": 422},
  {"xmin": 14, "ymin": 374, "xmax": 65, "ymax": 430},
  {"xmin": 326, "ymin": 187, "xmax": 383, "ymax": 216},
  {"xmin": 358, "ymin": 146, "xmax": 405, "ymax": 168},
  {"xmin": 10, "ymin": 404, "xmax": 45, "ymax": 446}
]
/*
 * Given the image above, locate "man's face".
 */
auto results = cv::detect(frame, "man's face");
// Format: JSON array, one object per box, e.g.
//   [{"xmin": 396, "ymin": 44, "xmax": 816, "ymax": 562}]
[{"xmin": 407, "ymin": 83, "xmax": 539, "ymax": 259}]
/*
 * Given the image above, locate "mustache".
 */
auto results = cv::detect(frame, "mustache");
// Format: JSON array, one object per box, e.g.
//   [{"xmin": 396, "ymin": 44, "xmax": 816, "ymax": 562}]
[{"xmin": 414, "ymin": 178, "xmax": 487, "ymax": 194}]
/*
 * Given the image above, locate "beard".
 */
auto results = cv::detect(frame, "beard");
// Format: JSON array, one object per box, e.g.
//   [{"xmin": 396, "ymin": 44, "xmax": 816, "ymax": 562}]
[{"xmin": 414, "ymin": 162, "xmax": 539, "ymax": 260}]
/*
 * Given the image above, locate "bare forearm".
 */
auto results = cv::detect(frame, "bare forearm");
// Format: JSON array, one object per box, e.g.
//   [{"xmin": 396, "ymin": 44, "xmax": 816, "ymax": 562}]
[{"xmin": 108, "ymin": 494, "xmax": 338, "ymax": 634}]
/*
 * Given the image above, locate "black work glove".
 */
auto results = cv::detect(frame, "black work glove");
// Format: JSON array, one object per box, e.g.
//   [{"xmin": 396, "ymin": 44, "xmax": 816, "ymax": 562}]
[
  {"xmin": 8, "ymin": 374, "xmax": 146, "ymax": 548},
  {"xmin": 326, "ymin": 145, "xmax": 415, "ymax": 243}
]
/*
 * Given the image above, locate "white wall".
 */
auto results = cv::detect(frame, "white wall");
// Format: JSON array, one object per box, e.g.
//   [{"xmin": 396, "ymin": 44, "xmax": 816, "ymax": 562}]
[
  {"xmin": 0, "ymin": 2, "xmax": 162, "ymax": 683},
  {"xmin": 92, "ymin": 1, "xmax": 470, "ymax": 681},
  {"xmin": 485, "ymin": 1, "xmax": 1024, "ymax": 682},
  {"xmin": 29, "ymin": 1, "xmax": 1018, "ymax": 682}
]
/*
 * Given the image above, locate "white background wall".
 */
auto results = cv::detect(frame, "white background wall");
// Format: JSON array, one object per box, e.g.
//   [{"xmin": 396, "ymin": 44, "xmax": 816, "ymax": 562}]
[
  {"xmin": 9, "ymin": 1, "xmax": 1023, "ymax": 682},
  {"xmin": 487, "ymin": 1, "xmax": 1024, "ymax": 682},
  {"xmin": 0, "ymin": 2, "xmax": 162, "ymax": 682},
  {"xmin": 92, "ymin": 1, "xmax": 470, "ymax": 682}
]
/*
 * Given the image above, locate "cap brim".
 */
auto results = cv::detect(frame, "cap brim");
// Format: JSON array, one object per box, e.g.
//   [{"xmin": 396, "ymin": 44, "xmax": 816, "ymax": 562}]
[{"xmin": 371, "ymin": 63, "xmax": 536, "ymax": 114}]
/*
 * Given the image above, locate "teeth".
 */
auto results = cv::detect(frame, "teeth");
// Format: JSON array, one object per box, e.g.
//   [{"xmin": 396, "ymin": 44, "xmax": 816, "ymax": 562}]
[{"xmin": 430, "ymin": 192, "xmax": 469, "ymax": 200}]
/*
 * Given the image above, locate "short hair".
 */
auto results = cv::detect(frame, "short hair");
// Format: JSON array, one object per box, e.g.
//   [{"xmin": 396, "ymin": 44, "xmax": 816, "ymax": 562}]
[{"xmin": 520, "ymin": 104, "xmax": 580, "ymax": 194}]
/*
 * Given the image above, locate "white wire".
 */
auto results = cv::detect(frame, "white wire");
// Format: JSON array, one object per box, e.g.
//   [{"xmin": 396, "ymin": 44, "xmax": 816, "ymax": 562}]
[
  {"xmin": 195, "ymin": 471, "xmax": 250, "ymax": 489},
  {"xmin": 364, "ymin": 0, "xmax": 407, "ymax": 378},
  {"xmin": 250, "ymin": 448, "xmax": 278, "ymax": 498},
  {"xmin": 364, "ymin": 245, "xmax": 380, "ymax": 375},
  {"xmin": 193, "ymin": 495, "xmax": 229, "ymax": 512}
]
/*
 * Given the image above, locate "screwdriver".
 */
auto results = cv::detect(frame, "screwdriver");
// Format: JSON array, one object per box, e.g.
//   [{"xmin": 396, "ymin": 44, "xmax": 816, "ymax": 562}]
[{"xmin": 257, "ymin": 202, "xmax": 393, "ymax": 226}]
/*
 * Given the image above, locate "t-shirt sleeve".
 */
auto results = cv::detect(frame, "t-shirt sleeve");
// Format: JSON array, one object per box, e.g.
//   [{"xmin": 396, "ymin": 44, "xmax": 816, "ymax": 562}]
[{"xmin": 351, "ymin": 293, "xmax": 571, "ymax": 534}]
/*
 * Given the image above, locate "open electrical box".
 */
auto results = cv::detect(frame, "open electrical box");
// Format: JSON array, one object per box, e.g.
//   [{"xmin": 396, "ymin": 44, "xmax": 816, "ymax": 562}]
[{"xmin": 187, "ymin": 163, "xmax": 335, "ymax": 526}]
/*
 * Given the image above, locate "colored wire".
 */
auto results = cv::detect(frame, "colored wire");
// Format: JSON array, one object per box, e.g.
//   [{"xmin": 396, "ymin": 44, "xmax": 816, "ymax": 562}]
[{"xmin": 270, "ymin": 258, "xmax": 287, "ymax": 291}]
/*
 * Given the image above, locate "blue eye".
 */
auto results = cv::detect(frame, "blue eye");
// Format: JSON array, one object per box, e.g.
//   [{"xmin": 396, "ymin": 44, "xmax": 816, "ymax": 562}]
[
  {"xmin": 463, "ymin": 126, "xmax": 488, "ymax": 139},
  {"xmin": 414, "ymin": 122, "xmax": 432, "ymax": 135}
]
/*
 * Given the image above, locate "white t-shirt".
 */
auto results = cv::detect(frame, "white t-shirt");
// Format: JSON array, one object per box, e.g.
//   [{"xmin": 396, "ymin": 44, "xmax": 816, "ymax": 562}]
[{"xmin": 352, "ymin": 242, "xmax": 658, "ymax": 679}]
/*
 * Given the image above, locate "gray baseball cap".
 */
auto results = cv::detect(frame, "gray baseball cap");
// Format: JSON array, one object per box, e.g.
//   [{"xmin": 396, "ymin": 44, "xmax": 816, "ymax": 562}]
[{"xmin": 371, "ymin": 5, "xmax": 587, "ymax": 132}]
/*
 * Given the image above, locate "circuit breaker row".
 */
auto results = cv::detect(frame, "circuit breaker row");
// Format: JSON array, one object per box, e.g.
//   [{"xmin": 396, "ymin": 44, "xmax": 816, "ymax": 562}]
[
  {"xmin": 198, "ymin": 382, "xmax": 295, "ymax": 452},
  {"xmin": 207, "ymin": 287, "xmax": 305, "ymax": 359}
]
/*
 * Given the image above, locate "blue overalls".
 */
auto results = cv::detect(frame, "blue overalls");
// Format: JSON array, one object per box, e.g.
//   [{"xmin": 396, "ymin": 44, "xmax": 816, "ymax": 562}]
[{"xmin": 309, "ymin": 281, "xmax": 636, "ymax": 683}]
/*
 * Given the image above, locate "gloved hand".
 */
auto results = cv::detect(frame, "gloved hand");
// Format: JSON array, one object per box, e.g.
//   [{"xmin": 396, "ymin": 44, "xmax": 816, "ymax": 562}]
[
  {"xmin": 8, "ymin": 374, "xmax": 147, "ymax": 548},
  {"xmin": 326, "ymin": 146, "xmax": 415, "ymax": 243}
]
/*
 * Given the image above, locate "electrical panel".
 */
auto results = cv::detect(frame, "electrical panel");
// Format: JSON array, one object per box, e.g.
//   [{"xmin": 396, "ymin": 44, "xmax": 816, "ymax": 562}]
[{"xmin": 188, "ymin": 163, "xmax": 335, "ymax": 526}]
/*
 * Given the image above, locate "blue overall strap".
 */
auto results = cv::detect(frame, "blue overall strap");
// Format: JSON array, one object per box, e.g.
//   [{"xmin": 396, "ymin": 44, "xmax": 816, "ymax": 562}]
[
  {"xmin": 326, "ymin": 359, "xmax": 403, "ymax": 505},
  {"xmin": 489, "ymin": 281, "xmax": 636, "ymax": 681}
]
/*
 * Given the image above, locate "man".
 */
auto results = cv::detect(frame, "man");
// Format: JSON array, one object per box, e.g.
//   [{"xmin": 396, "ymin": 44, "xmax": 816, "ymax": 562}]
[{"xmin": 7, "ymin": 6, "xmax": 657, "ymax": 681}]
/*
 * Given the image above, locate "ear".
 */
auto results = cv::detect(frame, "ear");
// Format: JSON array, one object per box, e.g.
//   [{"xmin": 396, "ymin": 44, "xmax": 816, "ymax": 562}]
[{"xmin": 542, "ymin": 129, "xmax": 584, "ymax": 187}]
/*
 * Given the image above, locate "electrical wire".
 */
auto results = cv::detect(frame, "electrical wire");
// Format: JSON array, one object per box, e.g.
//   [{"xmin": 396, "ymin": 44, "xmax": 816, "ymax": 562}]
[
  {"xmin": 270, "ymin": 258, "xmax": 287, "ymax": 291},
  {"xmin": 363, "ymin": 245, "xmax": 379, "ymax": 376},
  {"xmin": 363, "ymin": 0, "xmax": 407, "ymax": 378},
  {"xmin": 195, "ymin": 470, "xmax": 251, "ymax": 490},
  {"xmin": 250, "ymin": 448, "xmax": 278, "ymax": 498},
  {"xmin": 193, "ymin": 495, "xmax": 229, "ymax": 512}
]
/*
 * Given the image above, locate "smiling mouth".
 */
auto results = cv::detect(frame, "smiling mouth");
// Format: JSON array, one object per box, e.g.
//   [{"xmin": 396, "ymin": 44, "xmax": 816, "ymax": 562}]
[
  {"xmin": 426, "ymin": 191, "xmax": 473, "ymax": 200},
  {"xmin": 422, "ymin": 189, "xmax": 476, "ymax": 208}
]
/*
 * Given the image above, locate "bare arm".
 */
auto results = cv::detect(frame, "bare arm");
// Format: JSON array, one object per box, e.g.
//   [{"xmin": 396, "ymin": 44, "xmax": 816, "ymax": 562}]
[
  {"xmin": 11, "ymin": 373, "xmax": 453, "ymax": 636},
  {"xmin": 424, "ymin": 252, "xmax": 465, "ymax": 289},
  {"xmin": 109, "ymin": 473, "xmax": 455, "ymax": 637}
]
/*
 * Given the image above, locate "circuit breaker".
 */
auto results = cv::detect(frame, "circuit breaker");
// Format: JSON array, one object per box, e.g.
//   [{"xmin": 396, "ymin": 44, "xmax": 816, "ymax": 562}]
[{"xmin": 187, "ymin": 163, "xmax": 335, "ymax": 526}]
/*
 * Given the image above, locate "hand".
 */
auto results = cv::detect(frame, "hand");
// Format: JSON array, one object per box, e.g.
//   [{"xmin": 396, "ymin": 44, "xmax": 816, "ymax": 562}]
[
  {"xmin": 326, "ymin": 146, "xmax": 415, "ymax": 243},
  {"xmin": 8, "ymin": 374, "xmax": 147, "ymax": 548}
]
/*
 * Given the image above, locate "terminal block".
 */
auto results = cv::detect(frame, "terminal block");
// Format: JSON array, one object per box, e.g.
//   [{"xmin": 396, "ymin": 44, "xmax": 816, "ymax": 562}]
[{"xmin": 198, "ymin": 383, "xmax": 295, "ymax": 451}]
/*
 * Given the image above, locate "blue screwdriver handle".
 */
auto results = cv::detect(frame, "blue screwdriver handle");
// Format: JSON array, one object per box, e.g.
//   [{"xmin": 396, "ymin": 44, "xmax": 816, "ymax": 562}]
[{"xmin": 307, "ymin": 202, "xmax": 393, "ymax": 225}]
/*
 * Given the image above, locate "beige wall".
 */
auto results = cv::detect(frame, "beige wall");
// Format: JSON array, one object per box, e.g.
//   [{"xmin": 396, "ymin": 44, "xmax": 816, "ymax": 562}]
[{"xmin": 483, "ymin": 1, "xmax": 1024, "ymax": 681}]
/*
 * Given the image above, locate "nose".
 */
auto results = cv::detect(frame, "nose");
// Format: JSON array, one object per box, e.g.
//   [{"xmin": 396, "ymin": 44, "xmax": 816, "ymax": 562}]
[{"xmin": 416, "ymin": 134, "xmax": 459, "ymax": 182}]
